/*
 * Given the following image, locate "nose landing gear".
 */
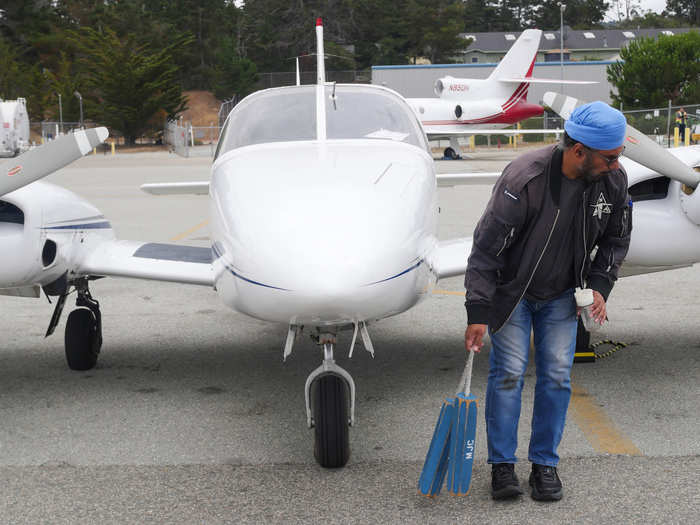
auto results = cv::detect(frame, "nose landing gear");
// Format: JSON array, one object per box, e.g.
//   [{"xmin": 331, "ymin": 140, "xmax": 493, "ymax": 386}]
[{"xmin": 304, "ymin": 333, "xmax": 355, "ymax": 468}]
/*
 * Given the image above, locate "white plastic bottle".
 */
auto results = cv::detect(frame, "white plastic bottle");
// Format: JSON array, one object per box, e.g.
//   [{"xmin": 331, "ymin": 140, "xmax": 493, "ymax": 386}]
[{"xmin": 574, "ymin": 287, "xmax": 601, "ymax": 331}]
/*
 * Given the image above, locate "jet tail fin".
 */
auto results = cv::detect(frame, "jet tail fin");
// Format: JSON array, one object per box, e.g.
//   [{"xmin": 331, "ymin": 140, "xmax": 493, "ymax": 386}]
[{"xmin": 489, "ymin": 29, "xmax": 542, "ymax": 82}]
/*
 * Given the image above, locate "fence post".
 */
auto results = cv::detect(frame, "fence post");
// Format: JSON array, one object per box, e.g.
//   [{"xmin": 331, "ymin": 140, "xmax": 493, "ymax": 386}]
[{"xmin": 666, "ymin": 99, "xmax": 672, "ymax": 147}]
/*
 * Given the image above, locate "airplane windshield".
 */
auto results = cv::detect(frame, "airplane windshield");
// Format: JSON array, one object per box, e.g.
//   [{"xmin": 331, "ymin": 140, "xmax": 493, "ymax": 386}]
[{"xmin": 216, "ymin": 85, "xmax": 427, "ymax": 158}]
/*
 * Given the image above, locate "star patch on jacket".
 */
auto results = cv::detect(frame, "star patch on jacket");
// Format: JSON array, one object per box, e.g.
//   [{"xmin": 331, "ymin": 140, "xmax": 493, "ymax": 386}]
[{"xmin": 591, "ymin": 192, "xmax": 613, "ymax": 219}]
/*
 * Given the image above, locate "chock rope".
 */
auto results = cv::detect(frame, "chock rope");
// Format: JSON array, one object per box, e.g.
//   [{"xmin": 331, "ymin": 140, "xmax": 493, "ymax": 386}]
[{"xmin": 589, "ymin": 339, "xmax": 628, "ymax": 359}]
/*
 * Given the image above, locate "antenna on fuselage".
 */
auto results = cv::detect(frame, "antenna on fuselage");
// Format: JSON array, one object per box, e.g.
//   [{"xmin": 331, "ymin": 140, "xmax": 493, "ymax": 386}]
[{"xmin": 315, "ymin": 17, "xmax": 326, "ymax": 141}]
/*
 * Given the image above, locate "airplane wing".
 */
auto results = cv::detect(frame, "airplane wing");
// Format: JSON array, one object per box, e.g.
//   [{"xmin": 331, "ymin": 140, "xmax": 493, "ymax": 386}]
[
  {"xmin": 78, "ymin": 240, "xmax": 213, "ymax": 286},
  {"xmin": 499, "ymin": 77, "xmax": 597, "ymax": 85},
  {"xmin": 141, "ymin": 182, "xmax": 210, "ymax": 195},
  {"xmin": 436, "ymin": 172, "xmax": 501, "ymax": 186},
  {"xmin": 424, "ymin": 127, "xmax": 563, "ymax": 138},
  {"xmin": 434, "ymin": 237, "xmax": 472, "ymax": 279},
  {"xmin": 0, "ymin": 128, "xmax": 108, "ymax": 196}
]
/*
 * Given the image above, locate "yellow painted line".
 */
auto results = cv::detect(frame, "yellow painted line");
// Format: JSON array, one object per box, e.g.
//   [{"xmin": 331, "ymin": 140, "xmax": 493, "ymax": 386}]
[
  {"xmin": 432, "ymin": 289, "xmax": 464, "ymax": 296},
  {"xmin": 570, "ymin": 383, "xmax": 642, "ymax": 456},
  {"xmin": 170, "ymin": 220, "xmax": 209, "ymax": 241}
]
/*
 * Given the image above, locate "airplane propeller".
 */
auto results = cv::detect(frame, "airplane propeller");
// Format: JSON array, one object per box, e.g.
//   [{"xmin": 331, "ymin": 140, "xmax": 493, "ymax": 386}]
[
  {"xmin": 543, "ymin": 92, "xmax": 700, "ymax": 189},
  {"xmin": 0, "ymin": 127, "xmax": 109, "ymax": 197}
]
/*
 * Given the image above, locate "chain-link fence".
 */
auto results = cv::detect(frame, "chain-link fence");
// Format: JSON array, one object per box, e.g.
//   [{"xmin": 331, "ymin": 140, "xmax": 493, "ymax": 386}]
[
  {"xmin": 621, "ymin": 103, "xmax": 700, "ymax": 146},
  {"xmin": 218, "ymin": 96, "xmax": 240, "ymax": 128},
  {"xmin": 164, "ymin": 119, "xmax": 190, "ymax": 157},
  {"xmin": 257, "ymin": 69, "xmax": 371, "ymax": 90},
  {"xmin": 40, "ymin": 121, "xmax": 89, "ymax": 141},
  {"xmin": 165, "ymin": 120, "xmax": 220, "ymax": 158}
]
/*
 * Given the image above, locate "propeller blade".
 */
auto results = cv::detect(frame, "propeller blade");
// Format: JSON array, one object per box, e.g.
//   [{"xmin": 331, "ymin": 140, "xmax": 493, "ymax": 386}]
[
  {"xmin": 543, "ymin": 92, "xmax": 700, "ymax": 189},
  {"xmin": 0, "ymin": 127, "xmax": 109, "ymax": 197}
]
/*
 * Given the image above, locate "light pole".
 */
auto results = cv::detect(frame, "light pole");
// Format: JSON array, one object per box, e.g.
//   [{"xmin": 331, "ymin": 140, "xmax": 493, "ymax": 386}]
[
  {"xmin": 74, "ymin": 91, "xmax": 83, "ymax": 129},
  {"xmin": 560, "ymin": 3, "xmax": 566, "ymax": 94},
  {"xmin": 57, "ymin": 93, "xmax": 63, "ymax": 134}
]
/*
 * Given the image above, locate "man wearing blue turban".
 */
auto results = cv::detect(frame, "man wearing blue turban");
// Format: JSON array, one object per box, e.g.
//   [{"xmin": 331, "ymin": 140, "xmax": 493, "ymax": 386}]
[{"xmin": 464, "ymin": 101, "xmax": 632, "ymax": 501}]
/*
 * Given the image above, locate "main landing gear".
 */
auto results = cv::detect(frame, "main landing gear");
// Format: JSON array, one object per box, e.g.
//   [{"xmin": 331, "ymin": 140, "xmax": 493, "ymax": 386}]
[
  {"xmin": 45, "ymin": 278, "xmax": 103, "ymax": 371},
  {"xmin": 287, "ymin": 324, "xmax": 374, "ymax": 468}
]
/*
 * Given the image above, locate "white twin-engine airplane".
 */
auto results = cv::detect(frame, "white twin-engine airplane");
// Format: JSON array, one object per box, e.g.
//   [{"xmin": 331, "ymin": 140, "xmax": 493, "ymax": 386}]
[
  {"xmin": 1, "ymin": 20, "xmax": 699, "ymax": 469},
  {"xmin": 407, "ymin": 29, "xmax": 595, "ymax": 159}
]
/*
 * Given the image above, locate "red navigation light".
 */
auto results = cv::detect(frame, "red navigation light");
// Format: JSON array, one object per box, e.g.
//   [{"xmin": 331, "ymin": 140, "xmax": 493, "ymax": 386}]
[{"xmin": 316, "ymin": 18, "xmax": 323, "ymax": 26}]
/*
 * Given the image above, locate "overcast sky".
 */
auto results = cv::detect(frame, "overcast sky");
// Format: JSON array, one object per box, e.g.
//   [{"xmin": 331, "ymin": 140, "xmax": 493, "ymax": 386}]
[{"xmin": 605, "ymin": 0, "xmax": 668, "ymax": 21}]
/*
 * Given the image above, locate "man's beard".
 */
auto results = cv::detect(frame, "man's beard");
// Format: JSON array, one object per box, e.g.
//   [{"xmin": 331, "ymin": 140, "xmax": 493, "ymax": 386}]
[{"xmin": 579, "ymin": 154, "xmax": 607, "ymax": 184}]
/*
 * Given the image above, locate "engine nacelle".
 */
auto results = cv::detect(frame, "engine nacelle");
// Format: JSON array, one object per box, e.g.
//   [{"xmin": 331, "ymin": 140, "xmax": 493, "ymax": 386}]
[
  {"xmin": 0, "ymin": 181, "xmax": 114, "ymax": 290},
  {"xmin": 434, "ymin": 76, "xmax": 471, "ymax": 98}
]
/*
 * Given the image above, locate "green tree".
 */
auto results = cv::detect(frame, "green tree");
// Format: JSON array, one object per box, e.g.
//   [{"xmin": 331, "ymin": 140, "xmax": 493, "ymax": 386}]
[
  {"xmin": 665, "ymin": 0, "xmax": 700, "ymax": 25},
  {"xmin": 71, "ymin": 27, "xmax": 191, "ymax": 144},
  {"xmin": 533, "ymin": 0, "xmax": 610, "ymax": 29},
  {"xmin": 607, "ymin": 31, "xmax": 700, "ymax": 108},
  {"xmin": 212, "ymin": 36, "xmax": 259, "ymax": 100},
  {"xmin": 406, "ymin": 0, "xmax": 467, "ymax": 64},
  {"xmin": 0, "ymin": 35, "xmax": 52, "ymax": 119}
]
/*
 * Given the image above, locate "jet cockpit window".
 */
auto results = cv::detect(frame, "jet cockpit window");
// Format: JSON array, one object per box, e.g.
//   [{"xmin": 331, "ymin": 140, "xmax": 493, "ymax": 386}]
[{"xmin": 216, "ymin": 84, "xmax": 427, "ymax": 158}]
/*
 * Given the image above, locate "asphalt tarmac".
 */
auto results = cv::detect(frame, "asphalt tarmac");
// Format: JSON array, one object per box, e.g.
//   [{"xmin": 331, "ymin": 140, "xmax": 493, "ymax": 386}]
[{"xmin": 0, "ymin": 148, "xmax": 698, "ymax": 523}]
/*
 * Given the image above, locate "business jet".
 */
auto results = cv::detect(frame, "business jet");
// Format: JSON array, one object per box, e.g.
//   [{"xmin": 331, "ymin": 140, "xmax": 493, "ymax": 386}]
[
  {"xmin": 1, "ymin": 21, "xmax": 698, "ymax": 469},
  {"xmin": 407, "ymin": 29, "xmax": 595, "ymax": 159}
]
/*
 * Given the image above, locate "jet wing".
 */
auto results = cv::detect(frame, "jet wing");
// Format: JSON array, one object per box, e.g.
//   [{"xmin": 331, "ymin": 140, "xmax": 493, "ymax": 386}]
[
  {"xmin": 436, "ymin": 172, "xmax": 501, "ymax": 186},
  {"xmin": 434, "ymin": 237, "xmax": 472, "ymax": 279},
  {"xmin": 424, "ymin": 127, "xmax": 563, "ymax": 138},
  {"xmin": 141, "ymin": 182, "xmax": 210, "ymax": 195},
  {"xmin": 499, "ymin": 77, "xmax": 596, "ymax": 85},
  {"xmin": 78, "ymin": 240, "xmax": 213, "ymax": 286}
]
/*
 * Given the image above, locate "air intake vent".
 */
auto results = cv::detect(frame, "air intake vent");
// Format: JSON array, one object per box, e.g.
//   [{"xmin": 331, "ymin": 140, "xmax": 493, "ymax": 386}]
[
  {"xmin": 0, "ymin": 201, "xmax": 24, "ymax": 225},
  {"xmin": 42, "ymin": 239, "xmax": 57, "ymax": 267}
]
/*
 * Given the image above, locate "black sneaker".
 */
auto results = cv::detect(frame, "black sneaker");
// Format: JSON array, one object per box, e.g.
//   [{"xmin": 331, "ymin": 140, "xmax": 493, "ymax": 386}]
[
  {"xmin": 529, "ymin": 464, "xmax": 563, "ymax": 501},
  {"xmin": 491, "ymin": 463, "xmax": 523, "ymax": 500}
]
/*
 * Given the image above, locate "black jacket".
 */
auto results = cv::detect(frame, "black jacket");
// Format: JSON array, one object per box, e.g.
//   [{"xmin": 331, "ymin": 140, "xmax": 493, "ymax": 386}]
[{"xmin": 464, "ymin": 145, "xmax": 632, "ymax": 333}]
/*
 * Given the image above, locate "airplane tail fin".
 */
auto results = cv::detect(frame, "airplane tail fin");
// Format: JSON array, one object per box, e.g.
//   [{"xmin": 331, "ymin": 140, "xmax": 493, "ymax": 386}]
[
  {"xmin": 488, "ymin": 29, "xmax": 542, "ymax": 102},
  {"xmin": 490, "ymin": 29, "xmax": 542, "ymax": 82}
]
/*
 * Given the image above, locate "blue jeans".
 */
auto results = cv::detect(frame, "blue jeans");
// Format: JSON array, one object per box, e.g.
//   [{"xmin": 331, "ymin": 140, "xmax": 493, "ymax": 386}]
[{"xmin": 485, "ymin": 289, "xmax": 577, "ymax": 467}]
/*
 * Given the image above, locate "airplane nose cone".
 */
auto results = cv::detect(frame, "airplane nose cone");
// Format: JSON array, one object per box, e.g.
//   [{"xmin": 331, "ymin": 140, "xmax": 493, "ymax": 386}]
[{"xmin": 212, "ymin": 141, "xmax": 436, "ymax": 298}]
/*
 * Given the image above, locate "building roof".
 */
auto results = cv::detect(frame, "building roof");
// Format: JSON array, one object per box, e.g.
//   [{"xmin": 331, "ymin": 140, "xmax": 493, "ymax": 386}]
[{"xmin": 459, "ymin": 27, "xmax": 698, "ymax": 53}]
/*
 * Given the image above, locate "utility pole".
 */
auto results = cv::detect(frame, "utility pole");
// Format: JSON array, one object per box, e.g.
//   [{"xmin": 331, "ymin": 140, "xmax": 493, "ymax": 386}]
[
  {"xmin": 74, "ymin": 91, "xmax": 83, "ymax": 129},
  {"xmin": 560, "ymin": 3, "xmax": 566, "ymax": 94},
  {"xmin": 58, "ymin": 93, "xmax": 63, "ymax": 134}
]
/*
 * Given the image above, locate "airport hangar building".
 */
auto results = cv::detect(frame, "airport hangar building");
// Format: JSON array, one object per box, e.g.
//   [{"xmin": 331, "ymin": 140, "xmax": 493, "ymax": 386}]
[{"xmin": 371, "ymin": 27, "xmax": 697, "ymax": 105}]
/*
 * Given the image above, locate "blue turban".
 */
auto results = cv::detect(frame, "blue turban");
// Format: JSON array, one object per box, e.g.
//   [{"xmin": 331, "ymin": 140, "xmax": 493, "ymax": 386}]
[{"xmin": 564, "ymin": 101, "xmax": 627, "ymax": 150}]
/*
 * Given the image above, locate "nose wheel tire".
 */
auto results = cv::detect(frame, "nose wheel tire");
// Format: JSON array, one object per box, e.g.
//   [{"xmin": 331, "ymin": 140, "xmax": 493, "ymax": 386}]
[
  {"xmin": 313, "ymin": 374, "xmax": 350, "ymax": 468},
  {"xmin": 444, "ymin": 147, "xmax": 460, "ymax": 160},
  {"xmin": 65, "ymin": 308, "xmax": 101, "ymax": 371}
]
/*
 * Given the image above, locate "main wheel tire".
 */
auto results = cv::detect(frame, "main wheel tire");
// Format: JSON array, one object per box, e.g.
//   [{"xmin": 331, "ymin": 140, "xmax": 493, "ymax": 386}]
[
  {"xmin": 65, "ymin": 308, "xmax": 100, "ymax": 371},
  {"xmin": 444, "ymin": 147, "xmax": 458, "ymax": 160},
  {"xmin": 312, "ymin": 374, "xmax": 350, "ymax": 468}
]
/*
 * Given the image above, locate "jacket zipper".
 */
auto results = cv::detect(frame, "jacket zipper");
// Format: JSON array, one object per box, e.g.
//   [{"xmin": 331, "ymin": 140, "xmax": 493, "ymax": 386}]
[
  {"xmin": 496, "ymin": 227, "xmax": 515, "ymax": 257},
  {"xmin": 494, "ymin": 209, "xmax": 560, "ymax": 334},
  {"xmin": 580, "ymin": 191, "xmax": 587, "ymax": 288}
]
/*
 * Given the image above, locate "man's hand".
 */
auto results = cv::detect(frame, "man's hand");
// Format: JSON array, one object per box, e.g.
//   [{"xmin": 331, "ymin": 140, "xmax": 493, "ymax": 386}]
[
  {"xmin": 590, "ymin": 290, "xmax": 607, "ymax": 324},
  {"xmin": 465, "ymin": 324, "xmax": 487, "ymax": 353}
]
